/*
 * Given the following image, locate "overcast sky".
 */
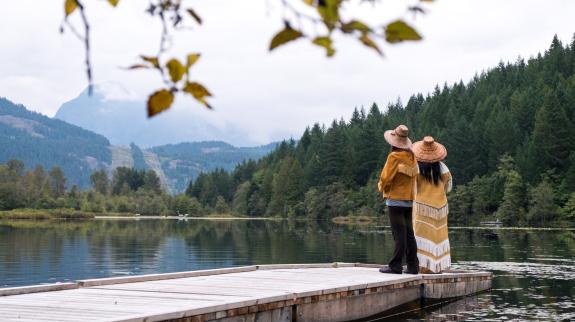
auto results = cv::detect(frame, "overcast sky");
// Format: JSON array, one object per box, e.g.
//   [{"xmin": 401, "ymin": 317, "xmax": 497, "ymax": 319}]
[{"xmin": 1, "ymin": 0, "xmax": 574, "ymax": 144}]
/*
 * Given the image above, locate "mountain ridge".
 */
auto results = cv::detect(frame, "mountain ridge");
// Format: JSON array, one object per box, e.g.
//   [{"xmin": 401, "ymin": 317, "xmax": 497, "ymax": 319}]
[{"xmin": 0, "ymin": 97, "xmax": 111, "ymax": 188}]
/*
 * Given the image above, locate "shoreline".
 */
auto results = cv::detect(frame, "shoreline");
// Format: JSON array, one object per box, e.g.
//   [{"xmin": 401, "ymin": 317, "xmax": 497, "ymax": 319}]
[
  {"xmin": 0, "ymin": 210, "xmax": 573, "ymax": 230},
  {"xmin": 94, "ymin": 216, "xmax": 280, "ymax": 220}
]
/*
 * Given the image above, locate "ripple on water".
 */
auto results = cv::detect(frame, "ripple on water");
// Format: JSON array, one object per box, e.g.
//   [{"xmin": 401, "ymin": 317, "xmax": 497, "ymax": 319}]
[
  {"xmin": 453, "ymin": 261, "xmax": 575, "ymax": 281},
  {"xmin": 384, "ymin": 259, "xmax": 575, "ymax": 321}
]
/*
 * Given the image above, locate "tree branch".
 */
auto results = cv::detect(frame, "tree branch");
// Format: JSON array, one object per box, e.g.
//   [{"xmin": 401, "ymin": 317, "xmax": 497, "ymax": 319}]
[{"xmin": 76, "ymin": 0, "xmax": 93, "ymax": 95}]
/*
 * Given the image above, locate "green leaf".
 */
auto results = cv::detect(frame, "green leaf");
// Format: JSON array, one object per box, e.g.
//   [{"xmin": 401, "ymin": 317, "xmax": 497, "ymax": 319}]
[
  {"xmin": 186, "ymin": 54, "xmax": 201, "ymax": 69},
  {"xmin": 385, "ymin": 20, "xmax": 422, "ymax": 43},
  {"xmin": 341, "ymin": 20, "xmax": 371, "ymax": 34},
  {"xmin": 166, "ymin": 59, "xmax": 186, "ymax": 83},
  {"xmin": 317, "ymin": 0, "xmax": 339, "ymax": 30},
  {"xmin": 359, "ymin": 34, "xmax": 383, "ymax": 56},
  {"xmin": 269, "ymin": 26, "xmax": 303, "ymax": 51},
  {"xmin": 140, "ymin": 55, "xmax": 160, "ymax": 69},
  {"xmin": 312, "ymin": 37, "xmax": 335, "ymax": 57},
  {"xmin": 64, "ymin": 0, "xmax": 78, "ymax": 17},
  {"xmin": 147, "ymin": 89, "xmax": 174, "ymax": 117},
  {"xmin": 186, "ymin": 8, "xmax": 202, "ymax": 25},
  {"xmin": 107, "ymin": 0, "xmax": 120, "ymax": 7},
  {"xmin": 183, "ymin": 82, "xmax": 213, "ymax": 109}
]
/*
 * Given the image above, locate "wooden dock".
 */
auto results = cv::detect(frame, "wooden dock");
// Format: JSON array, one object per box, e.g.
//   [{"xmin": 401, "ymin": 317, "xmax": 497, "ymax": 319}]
[{"xmin": 0, "ymin": 263, "xmax": 492, "ymax": 322}]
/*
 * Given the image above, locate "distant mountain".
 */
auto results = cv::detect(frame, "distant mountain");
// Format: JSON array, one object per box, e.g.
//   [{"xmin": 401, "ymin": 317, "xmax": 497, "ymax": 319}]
[
  {"xmin": 1, "ymin": 97, "xmax": 277, "ymax": 192},
  {"xmin": 55, "ymin": 84, "xmax": 252, "ymax": 147},
  {"xmin": 0, "ymin": 97, "xmax": 111, "ymax": 188}
]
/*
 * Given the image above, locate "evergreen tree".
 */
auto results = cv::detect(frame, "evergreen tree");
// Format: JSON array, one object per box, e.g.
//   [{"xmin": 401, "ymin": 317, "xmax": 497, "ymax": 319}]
[
  {"xmin": 496, "ymin": 170, "xmax": 526, "ymax": 226},
  {"xmin": 531, "ymin": 90, "xmax": 573, "ymax": 172},
  {"xmin": 143, "ymin": 170, "xmax": 162, "ymax": 193},
  {"xmin": 66, "ymin": 185, "xmax": 81, "ymax": 210},
  {"xmin": 49, "ymin": 166, "xmax": 67, "ymax": 198},
  {"xmin": 111, "ymin": 167, "xmax": 148, "ymax": 195},
  {"xmin": 6, "ymin": 159, "xmax": 25, "ymax": 176},
  {"xmin": 561, "ymin": 153, "xmax": 575, "ymax": 198},
  {"xmin": 214, "ymin": 196, "xmax": 229, "ymax": 214},
  {"xmin": 268, "ymin": 157, "xmax": 294, "ymax": 216},
  {"xmin": 527, "ymin": 178, "xmax": 559, "ymax": 226},
  {"xmin": 198, "ymin": 176, "xmax": 217, "ymax": 206},
  {"xmin": 562, "ymin": 193, "xmax": 575, "ymax": 221},
  {"xmin": 304, "ymin": 188, "xmax": 325, "ymax": 219},
  {"xmin": 448, "ymin": 184, "xmax": 473, "ymax": 225},
  {"xmin": 90, "ymin": 169, "xmax": 109, "ymax": 195},
  {"xmin": 27, "ymin": 165, "xmax": 50, "ymax": 207},
  {"xmin": 485, "ymin": 106, "xmax": 521, "ymax": 171},
  {"xmin": 353, "ymin": 104, "xmax": 383, "ymax": 186},
  {"xmin": 232, "ymin": 182, "xmax": 251, "ymax": 215},
  {"xmin": 320, "ymin": 121, "xmax": 346, "ymax": 184}
]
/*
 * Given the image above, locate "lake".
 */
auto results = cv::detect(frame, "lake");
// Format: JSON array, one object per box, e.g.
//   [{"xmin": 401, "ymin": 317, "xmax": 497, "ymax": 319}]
[{"xmin": 0, "ymin": 219, "xmax": 574, "ymax": 321}]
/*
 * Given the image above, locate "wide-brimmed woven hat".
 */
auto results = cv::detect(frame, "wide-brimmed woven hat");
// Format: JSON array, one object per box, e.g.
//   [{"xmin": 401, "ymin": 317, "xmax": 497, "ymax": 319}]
[
  {"xmin": 384, "ymin": 125, "xmax": 412, "ymax": 149},
  {"xmin": 412, "ymin": 136, "xmax": 447, "ymax": 162}
]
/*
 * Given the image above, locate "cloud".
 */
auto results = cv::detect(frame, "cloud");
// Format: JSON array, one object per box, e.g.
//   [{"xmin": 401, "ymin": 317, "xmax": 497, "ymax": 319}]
[{"xmin": 1, "ymin": 0, "xmax": 574, "ymax": 145}]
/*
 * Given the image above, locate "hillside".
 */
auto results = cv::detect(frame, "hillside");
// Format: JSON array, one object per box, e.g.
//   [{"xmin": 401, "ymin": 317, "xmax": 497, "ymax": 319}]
[
  {"xmin": 108, "ymin": 142, "xmax": 277, "ymax": 193},
  {"xmin": 187, "ymin": 35, "xmax": 575, "ymax": 226},
  {"xmin": 149, "ymin": 141, "xmax": 278, "ymax": 193},
  {"xmin": 0, "ymin": 98, "xmax": 276, "ymax": 192},
  {"xmin": 0, "ymin": 98, "xmax": 111, "ymax": 188}
]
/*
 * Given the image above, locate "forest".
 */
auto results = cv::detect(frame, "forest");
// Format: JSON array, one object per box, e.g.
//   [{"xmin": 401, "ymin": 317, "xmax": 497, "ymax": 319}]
[
  {"xmin": 185, "ymin": 35, "xmax": 575, "ymax": 227},
  {"xmin": 1, "ymin": 36, "xmax": 575, "ymax": 227},
  {"xmin": 0, "ymin": 161, "xmax": 178, "ymax": 217}
]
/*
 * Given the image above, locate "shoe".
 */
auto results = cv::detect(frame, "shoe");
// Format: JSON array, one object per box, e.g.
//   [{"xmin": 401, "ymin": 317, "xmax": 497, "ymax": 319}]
[
  {"xmin": 379, "ymin": 266, "xmax": 402, "ymax": 274},
  {"xmin": 404, "ymin": 268, "xmax": 419, "ymax": 275}
]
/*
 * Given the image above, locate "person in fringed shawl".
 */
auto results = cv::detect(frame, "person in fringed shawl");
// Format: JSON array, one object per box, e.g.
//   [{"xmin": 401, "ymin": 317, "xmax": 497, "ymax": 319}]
[{"xmin": 411, "ymin": 136, "xmax": 453, "ymax": 273}]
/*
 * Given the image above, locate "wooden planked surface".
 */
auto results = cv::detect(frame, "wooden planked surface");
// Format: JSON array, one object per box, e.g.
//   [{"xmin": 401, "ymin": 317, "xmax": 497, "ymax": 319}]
[{"xmin": 0, "ymin": 264, "xmax": 490, "ymax": 322}]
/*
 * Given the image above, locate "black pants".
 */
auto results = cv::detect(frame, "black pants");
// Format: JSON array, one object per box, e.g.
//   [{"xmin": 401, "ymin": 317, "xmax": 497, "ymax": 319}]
[{"xmin": 387, "ymin": 206, "xmax": 419, "ymax": 272}]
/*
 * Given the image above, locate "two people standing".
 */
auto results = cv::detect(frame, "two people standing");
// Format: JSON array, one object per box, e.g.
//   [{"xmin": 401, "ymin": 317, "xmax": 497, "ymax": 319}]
[{"xmin": 377, "ymin": 125, "xmax": 452, "ymax": 274}]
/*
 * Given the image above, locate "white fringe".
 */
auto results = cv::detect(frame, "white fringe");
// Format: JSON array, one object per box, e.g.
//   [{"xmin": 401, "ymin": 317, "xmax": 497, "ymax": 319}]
[
  {"xmin": 415, "ymin": 236, "xmax": 450, "ymax": 257},
  {"xmin": 418, "ymin": 252, "xmax": 451, "ymax": 273},
  {"xmin": 413, "ymin": 202, "xmax": 448, "ymax": 220}
]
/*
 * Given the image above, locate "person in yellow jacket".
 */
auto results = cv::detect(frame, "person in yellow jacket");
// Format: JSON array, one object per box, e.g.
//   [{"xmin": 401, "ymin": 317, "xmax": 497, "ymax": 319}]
[
  {"xmin": 378, "ymin": 125, "xmax": 419, "ymax": 274},
  {"xmin": 411, "ymin": 136, "xmax": 452, "ymax": 273}
]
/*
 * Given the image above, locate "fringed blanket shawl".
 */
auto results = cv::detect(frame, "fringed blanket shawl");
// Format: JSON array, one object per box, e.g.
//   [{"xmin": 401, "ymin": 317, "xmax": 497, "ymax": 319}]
[{"xmin": 414, "ymin": 162, "xmax": 452, "ymax": 273}]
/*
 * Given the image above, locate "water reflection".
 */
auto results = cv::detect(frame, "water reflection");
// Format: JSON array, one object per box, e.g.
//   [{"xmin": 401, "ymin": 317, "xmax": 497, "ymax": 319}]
[
  {"xmin": 0, "ymin": 219, "xmax": 574, "ymax": 321},
  {"xmin": 0, "ymin": 219, "xmax": 391, "ymax": 286}
]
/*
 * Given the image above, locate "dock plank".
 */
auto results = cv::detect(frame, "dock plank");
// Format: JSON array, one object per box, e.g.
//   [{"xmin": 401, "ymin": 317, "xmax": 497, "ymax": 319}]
[{"xmin": 0, "ymin": 263, "xmax": 492, "ymax": 322}]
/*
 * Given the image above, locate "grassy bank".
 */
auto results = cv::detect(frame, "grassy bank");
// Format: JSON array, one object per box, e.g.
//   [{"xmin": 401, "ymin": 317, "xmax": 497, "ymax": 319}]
[{"xmin": 0, "ymin": 209, "xmax": 96, "ymax": 220}]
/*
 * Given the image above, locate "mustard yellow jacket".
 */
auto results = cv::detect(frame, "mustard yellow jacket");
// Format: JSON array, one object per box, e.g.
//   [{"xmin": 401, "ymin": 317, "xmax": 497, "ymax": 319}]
[{"xmin": 378, "ymin": 151, "xmax": 418, "ymax": 201}]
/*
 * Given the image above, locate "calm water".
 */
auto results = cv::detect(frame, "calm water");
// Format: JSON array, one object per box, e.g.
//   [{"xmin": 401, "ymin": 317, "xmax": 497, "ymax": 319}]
[{"xmin": 0, "ymin": 219, "xmax": 574, "ymax": 321}]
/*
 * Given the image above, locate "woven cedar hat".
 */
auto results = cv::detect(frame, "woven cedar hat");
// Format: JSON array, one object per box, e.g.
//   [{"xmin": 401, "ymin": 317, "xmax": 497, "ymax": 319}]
[
  {"xmin": 384, "ymin": 125, "xmax": 412, "ymax": 149},
  {"xmin": 412, "ymin": 136, "xmax": 447, "ymax": 162}
]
